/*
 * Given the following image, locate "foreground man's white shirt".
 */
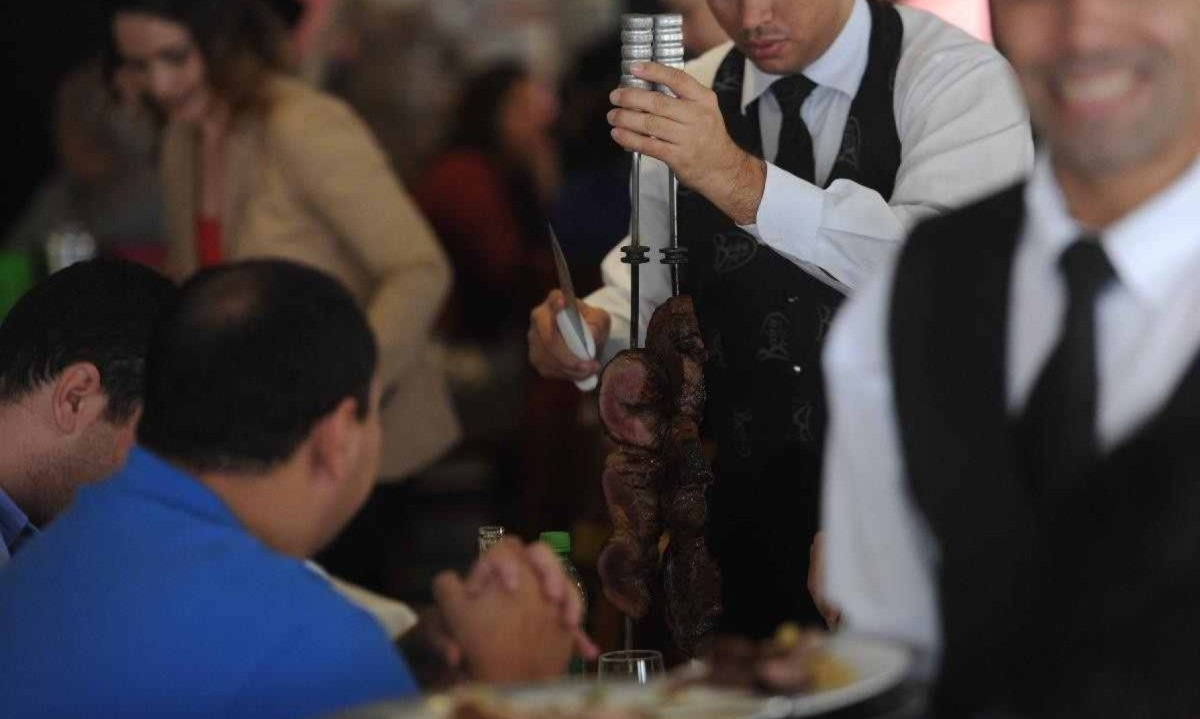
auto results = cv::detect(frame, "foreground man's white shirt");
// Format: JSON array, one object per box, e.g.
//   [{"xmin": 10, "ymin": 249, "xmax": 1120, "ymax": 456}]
[
  {"xmin": 588, "ymin": 0, "xmax": 1033, "ymax": 358},
  {"xmin": 821, "ymin": 154, "xmax": 1200, "ymax": 678}
]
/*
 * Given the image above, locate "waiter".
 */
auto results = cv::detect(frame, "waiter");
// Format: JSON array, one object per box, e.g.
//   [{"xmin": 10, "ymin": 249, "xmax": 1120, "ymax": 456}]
[
  {"xmin": 529, "ymin": 0, "xmax": 1031, "ymax": 638},
  {"xmin": 822, "ymin": 0, "xmax": 1200, "ymax": 715}
]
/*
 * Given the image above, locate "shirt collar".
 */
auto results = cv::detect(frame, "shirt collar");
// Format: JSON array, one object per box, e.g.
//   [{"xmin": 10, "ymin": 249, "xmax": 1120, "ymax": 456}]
[
  {"xmin": 108, "ymin": 446, "xmax": 242, "ymax": 529},
  {"xmin": 1024, "ymin": 152, "xmax": 1200, "ymax": 310},
  {"xmin": 740, "ymin": 0, "xmax": 871, "ymax": 112},
  {"xmin": 0, "ymin": 484, "xmax": 35, "ymax": 556}
]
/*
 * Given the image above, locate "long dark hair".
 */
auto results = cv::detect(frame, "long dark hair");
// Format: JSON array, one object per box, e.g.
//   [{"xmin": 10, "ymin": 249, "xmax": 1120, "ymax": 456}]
[
  {"xmin": 102, "ymin": 0, "xmax": 288, "ymax": 116},
  {"xmin": 447, "ymin": 61, "xmax": 530, "ymax": 155}
]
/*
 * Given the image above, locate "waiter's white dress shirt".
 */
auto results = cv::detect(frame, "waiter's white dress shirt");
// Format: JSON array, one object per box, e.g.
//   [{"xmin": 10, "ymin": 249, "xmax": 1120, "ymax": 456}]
[
  {"xmin": 821, "ymin": 154, "xmax": 1200, "ymax": 677},
  {"xmin": 587, "ymin": 0, "xmax": 1033, "ymax": 359}
]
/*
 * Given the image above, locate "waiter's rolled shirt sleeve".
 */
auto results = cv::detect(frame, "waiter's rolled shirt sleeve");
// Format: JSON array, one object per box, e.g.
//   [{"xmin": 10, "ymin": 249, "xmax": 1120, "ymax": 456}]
[{"xmin": 744, "ymin": 22, "xmax": 1033, "ymax": 291}]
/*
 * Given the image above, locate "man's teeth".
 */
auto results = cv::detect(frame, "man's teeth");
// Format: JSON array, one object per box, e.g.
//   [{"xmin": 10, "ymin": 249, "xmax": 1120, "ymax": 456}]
[{"xmin": 1060, "ymin": 70, "xmax": 1136, "ymax": 105}]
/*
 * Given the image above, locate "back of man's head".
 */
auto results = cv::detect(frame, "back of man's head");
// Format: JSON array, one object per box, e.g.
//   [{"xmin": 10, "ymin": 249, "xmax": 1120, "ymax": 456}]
[
  {"xmin": 0, "ymin": 258, "xmax": 177, "ymax": 422},
  {"xmin": 138, "ymin": 260, "xmax": 377, "ymax": 473}
]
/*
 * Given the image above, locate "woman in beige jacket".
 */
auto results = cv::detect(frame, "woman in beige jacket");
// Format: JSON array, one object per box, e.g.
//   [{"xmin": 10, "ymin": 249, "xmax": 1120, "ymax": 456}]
[{"xmin": 105, "ymin": 0, "xmax": 460, "ymax": 483}]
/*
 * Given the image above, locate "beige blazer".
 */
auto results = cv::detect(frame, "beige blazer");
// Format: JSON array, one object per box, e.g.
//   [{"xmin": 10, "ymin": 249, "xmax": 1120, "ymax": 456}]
[{"xmin": 161, "ymin": 76, "xmax": 460, "ymax": 480}]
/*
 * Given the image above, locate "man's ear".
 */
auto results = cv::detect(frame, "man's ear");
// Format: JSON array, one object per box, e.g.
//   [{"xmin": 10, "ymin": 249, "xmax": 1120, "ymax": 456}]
[
  {"xmin": 50, "ymin": 362, "xmax": 106, "ymax": 434},
  {"xmin": 308, "ymin": 397, "xmax": 361, "ymax": 488}
]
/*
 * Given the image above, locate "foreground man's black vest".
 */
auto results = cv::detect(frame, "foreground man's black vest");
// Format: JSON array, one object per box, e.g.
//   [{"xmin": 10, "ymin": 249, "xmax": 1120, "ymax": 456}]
[
  {"xmin": 676, "ymin": 0, "xmax": 903, "ymax": 637},
  {"xmin": 890, "ymin": 186, "xmax": 1200, "ymax": 718}
]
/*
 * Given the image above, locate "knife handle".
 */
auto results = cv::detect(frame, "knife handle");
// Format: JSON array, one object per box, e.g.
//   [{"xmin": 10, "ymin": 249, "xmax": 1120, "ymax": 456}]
[{"xmin": 556, "ymin": 310, "xmax": 598, "ymax": 392}]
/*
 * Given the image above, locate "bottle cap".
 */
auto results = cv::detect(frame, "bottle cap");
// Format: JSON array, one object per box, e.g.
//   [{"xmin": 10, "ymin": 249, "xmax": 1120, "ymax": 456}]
[{"xmin": 539, "ymin": 531, "xmax": 572, "ymax": 556}]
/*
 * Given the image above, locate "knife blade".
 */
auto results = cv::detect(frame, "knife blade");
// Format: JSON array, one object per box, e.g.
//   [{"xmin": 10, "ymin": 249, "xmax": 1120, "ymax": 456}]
[
  {"xmin": 549, "ymin": 225, "xmax": 588, "ymax": 344},
  {"xmin": 548, "ymin": 224, "xmax": 598, "ymax": 391}
]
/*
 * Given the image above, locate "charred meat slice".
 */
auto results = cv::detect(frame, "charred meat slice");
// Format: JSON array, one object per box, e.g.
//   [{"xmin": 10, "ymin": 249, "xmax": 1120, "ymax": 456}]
[
  {"xmin": 663, "ymin": 534, "xmax": 723, "ymax": 657},
  {"xmin": 645, "ymin": 296, "xmax": 707, "ymax": 363},
  {"xmin": 597, "ymin": 449, "xmax": 663, "ymax": 618},
  {"xmin": 598, "ymin": 351, "xmax": 668, "ymax": 450}
]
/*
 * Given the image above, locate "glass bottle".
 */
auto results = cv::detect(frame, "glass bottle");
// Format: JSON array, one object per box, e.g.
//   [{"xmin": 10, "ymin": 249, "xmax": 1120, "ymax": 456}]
[
  {"xmin": 478, "ymin": 525, "xmax": 505, "ymax": 555},
  {"xmin": 540, "ymin": 531, "xmax": 588, "ymax": 676}
]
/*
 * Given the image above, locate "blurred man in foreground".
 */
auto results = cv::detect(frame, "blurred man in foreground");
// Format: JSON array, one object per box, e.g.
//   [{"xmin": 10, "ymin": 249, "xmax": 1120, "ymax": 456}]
[
  {"xmin": 0, "ymin": 258, "xmax": 175, "ymax": 567},
  {"xmin": 823, "ymin": 0, "xmax": 1200, "ymax": 715},
  {"xmin": 0, "ymin": 260, "xmax": 588, "ymax": 718}
]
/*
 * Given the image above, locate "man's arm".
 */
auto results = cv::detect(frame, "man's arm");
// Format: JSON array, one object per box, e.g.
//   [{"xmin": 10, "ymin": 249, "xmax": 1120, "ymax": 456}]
[
  {"xmin": 820, "ymin": 260, "xmax": 942, "ymax": 678},
  {"xmin": 610, "ymin": 46, "xmax": 1033, "ymax": 295},
  {"xmin": 748, "ymin": 45, "xmax": 1033, "ymax": 291}
]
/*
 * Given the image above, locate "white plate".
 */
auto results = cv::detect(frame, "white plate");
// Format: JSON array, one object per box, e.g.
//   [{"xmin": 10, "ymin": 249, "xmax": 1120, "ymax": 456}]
[
  {"xmin": 336, "ymin": 634, "xmax": 909, "ymax": 719},
  {"xmin": 342, "ymin": 681, "xmax": 770, "ymax": 719},
  {"xmin": 785, "ymin": 634, "xmax": 911, "ymax": 717}
]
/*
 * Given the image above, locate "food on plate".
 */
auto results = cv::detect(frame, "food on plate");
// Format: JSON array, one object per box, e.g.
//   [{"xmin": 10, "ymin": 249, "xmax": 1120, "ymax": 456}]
[
  {"xmin": 597, "ymin": 296, "xmax": 722, "ymax": 655},
  {"xmin": 448, "ymin": 695, "xmax": 651, "ymax": 719},
  {"xmin": 697, "ymin": 624, "xmax": 855, "ymax": 695}
]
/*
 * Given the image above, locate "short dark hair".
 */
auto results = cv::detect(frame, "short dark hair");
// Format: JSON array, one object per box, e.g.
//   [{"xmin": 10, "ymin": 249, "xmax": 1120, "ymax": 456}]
[
  {"xmin": 102, "ymin": 0, "xmax": 288, "ymax": 116},
  {"xmin": 138, "ymin": 260, "xmax": 377, "ymax": 473},
  {"xmin": 0, "ymin": 259, "xmax": 177, "ymax": 422}
]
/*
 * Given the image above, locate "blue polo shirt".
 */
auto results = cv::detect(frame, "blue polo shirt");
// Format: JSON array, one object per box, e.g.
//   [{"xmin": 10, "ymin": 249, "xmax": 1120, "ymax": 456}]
[
  {"xmin": 0, "ymin": 447, "xmax": 417, "ymax": 718},
  {"xmin": 0, "ymin": 485, "xmax": 37, "ymax": 568}
]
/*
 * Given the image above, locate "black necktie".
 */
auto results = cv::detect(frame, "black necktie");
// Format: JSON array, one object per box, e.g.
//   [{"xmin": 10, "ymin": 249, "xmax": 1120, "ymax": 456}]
[
  {"xmin": 1018, "ymin": 237, "xmax": 1116, "ymax": 494},
  {"xmin": 769, "ymin": 75, "xmax": 818, "ymax": 182}
]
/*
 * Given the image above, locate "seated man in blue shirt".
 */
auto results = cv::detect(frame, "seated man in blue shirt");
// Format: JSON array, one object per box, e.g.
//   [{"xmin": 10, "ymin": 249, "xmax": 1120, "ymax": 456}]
[
  {"xmin": 0, "ymin": 260, "xmax": 581, "ymax": 718},
  {"xmin": 0, "ymin": 258, "xmax": 176, "ymax": 568}
]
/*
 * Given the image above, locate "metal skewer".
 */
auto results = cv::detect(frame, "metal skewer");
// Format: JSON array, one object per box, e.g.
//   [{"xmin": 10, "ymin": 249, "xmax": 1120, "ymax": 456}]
[
  {"xmin": 620, "ymin": 15, "xmax": 653, "ymax": 351},
  {"xmin": 619, "ymin": 15, "xmax": 654, "ymax": 652},
  {"xmin": 653, "ymin": 14, "xmax": 687, "ymax": 297}
]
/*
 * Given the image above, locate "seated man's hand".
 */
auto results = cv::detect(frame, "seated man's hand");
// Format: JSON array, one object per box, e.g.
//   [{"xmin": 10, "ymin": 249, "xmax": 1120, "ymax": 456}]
[
  {"xmin": 433, "ymin": 539, "xmax": 580, "ymax": 683},
  {"xmin": 466, "ymin": 539, "xmax": 599, "ymax": 661}
]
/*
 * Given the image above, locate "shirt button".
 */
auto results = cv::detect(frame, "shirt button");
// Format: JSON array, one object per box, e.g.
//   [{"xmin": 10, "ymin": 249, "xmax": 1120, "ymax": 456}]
[
  {"xmin": 786, "ymin": 296, "xmax": 800, "ymax": 304},
  {"xmin": 791, "ymin": 365, "xmax": 803, "ymax": 374}
]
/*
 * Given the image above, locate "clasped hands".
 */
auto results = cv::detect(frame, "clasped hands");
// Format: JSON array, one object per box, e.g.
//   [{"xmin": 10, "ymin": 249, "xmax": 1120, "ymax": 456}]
[
  {"xmin": 418, "ymin": 538, "xmax": 599, "ymax": 685},
  {"xmin": 607, "ymin": 62, "xmax": 766, "ymax": 226}
]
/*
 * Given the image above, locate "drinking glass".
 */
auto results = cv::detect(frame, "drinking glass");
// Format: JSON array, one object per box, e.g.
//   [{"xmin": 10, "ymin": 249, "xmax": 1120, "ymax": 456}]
[{"xmin": 596, "ymin": 650, "xmax": 665, "ymax": 684}]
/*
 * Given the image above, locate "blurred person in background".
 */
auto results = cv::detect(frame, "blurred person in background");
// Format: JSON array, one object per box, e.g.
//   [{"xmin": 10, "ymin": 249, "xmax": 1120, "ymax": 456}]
[
  {"xmin": 415, "ymin": 61, "xmax": 560, "ymax": 346},
  {"xmin": 414, "ymin": 61, "xmax": 594, "ymax": 539},
  {"xmin": 103, "ymin": 0, "xmax": 461, "ymax": 591},
  {"xmin": 3, "ymin": 62, "xmax": 165, "ymax": 262},
  {"xmin": 311, "ymin": 0, "xmax": 464, "ymax": 184}
]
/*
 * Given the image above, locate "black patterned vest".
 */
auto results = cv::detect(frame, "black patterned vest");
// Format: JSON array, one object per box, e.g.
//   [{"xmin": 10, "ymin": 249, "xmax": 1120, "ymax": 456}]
[
  {"xmin": 677, "ymin": 0, "xmax": 903, "ymax": 637},
  {"xmin": 891, "ymin": 186, "xmax": 1200, "ymax": 718}
]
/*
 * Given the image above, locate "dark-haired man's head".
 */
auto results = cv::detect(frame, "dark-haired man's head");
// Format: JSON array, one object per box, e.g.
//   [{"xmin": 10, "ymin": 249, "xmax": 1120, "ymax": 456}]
[
  {"xmin": 0, "ymin": 259, "xmax": 177, "ymax": 525},
  {"xmin": 138, "ymin": 259, "xmax": 380, "ymax": 558}
]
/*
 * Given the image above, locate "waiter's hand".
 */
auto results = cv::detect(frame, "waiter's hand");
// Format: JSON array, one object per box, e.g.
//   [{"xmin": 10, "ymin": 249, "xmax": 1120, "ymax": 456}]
[
  {"xmin": 528, "ymin": 290, "xmax": 610, "ymax": 381},
  {"xmin": 808, "ymin": 532, "xmax": 843, "ymax": 630},
  {"xmin": 608, "ymin": 62, "xmax": 767, "ymax": 226}
]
